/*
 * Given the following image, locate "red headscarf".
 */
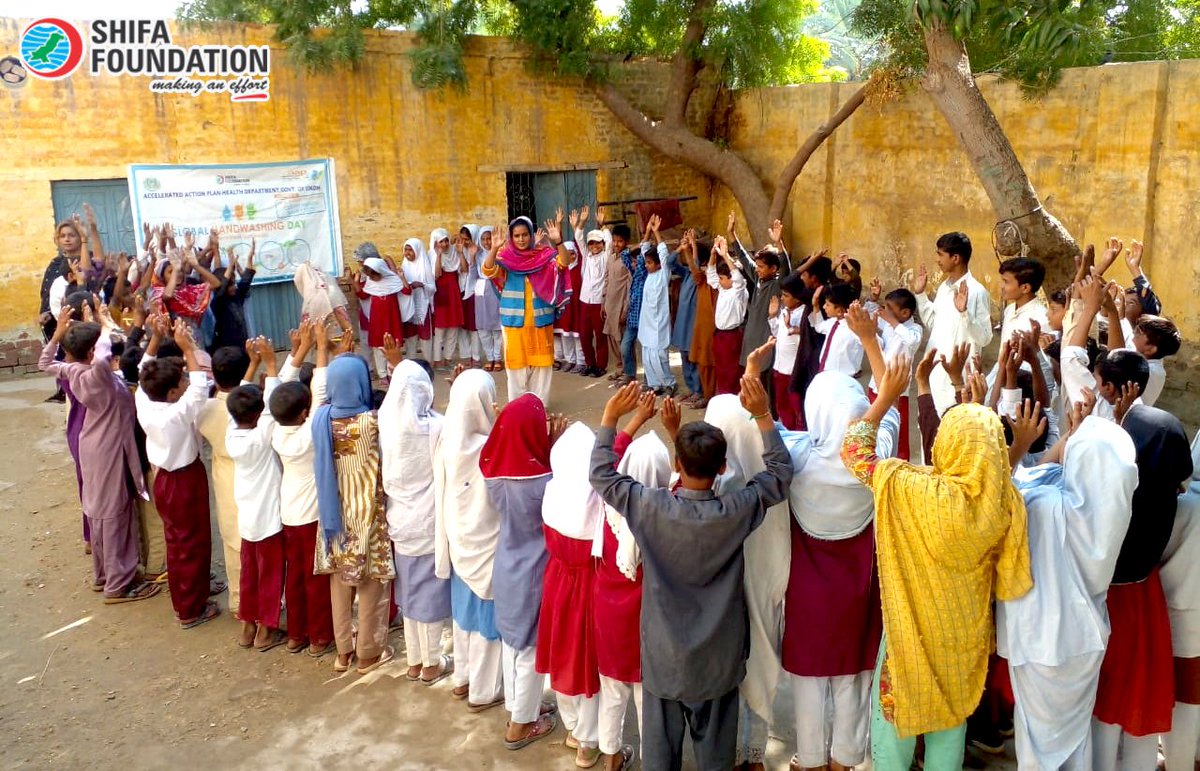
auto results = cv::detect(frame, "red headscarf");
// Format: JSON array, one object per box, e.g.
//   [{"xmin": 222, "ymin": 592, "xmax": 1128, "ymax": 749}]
[{"xmin": 479, "ymin": 393, "xmax": 551, "ymax": 480}]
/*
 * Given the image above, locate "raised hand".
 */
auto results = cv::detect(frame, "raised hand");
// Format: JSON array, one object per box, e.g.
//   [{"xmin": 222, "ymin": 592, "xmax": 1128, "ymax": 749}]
[
  {"xmin": 173, "ymin": 318, "xmax": 196, "ymax": 352},
  {"xmin": 1126, "ymin": 240, "xmax": 1144, "ymax": 277},
  {"xmin": 603, "ymin": 380, "xmax": 644, "ymax": 424},
  {"xmin": 877, "ymin": 353, "xmax": 912, "ymax": 406},
  {"xmin": 953, "ymin": 280, "xmax": 969, "ymax": 313},
  {"xmin": 768, "ymin": 219, "xmax": 784, "ymax": 246},
  {"xmin": 51, "ymin": 306, "xmax": 74, "ymax": 342},
  {"xmin": 726, "ymin": 210, "xmax": 737, "ymax": 236},
  {"xmin": 1077, "ymin": 274, "xmax": 1105, "ymax": 312},
  {"xmin": 745, "ymin": 337, "xmax": 776, "ymax": 377},
  {"xmin": 82, "ymin": 202, "xmax": 97, "ymax": 228},
  {"xmin": 1067, "ymin": 389, "xmax": 1097, "ymax": 436},
  {"xmin": 182, "ymin": 229, "xmax": 196, "ymax": 252},
  {"xmin": 738, "ymin": 374, "xmax": 771, "ymax": 418},
  {"xmin": 845, "ymin": 301, "xmax": 877, "ymax": 341},
  {"xmin": 1006, "ymin": 399, "xmax": 1047, "ymax": 459},
  {"xmin": 1114, "ymin": 382, "xmax": 1140, "ymax": 423},
  {"xmin": 1074, "ymin": 244, "xmax": 1095, "ymax": 284},
  {"xmin": 381, "ymin": 332, "xmax": 403, "ymax": 368},
  {"xmin": 869, "ymin": 277, "xmax": 882, "ymax": 303},
  {"xmin": 661, "ymin": 395, "xmax": 682, "ymax": 439},
  {"xmin": 768, "ymin": 295, "xmax": 780, "ymax": 318},
  {"xmin": 1000, "ymin": 338, "xmax": 1018, "ymax": 381},
  {"xmin": 579, "ymin": 204, "xmax": 590, "ymax": 225},
  {"xmin": 1097, "ymin": 236, "xmax": 1123, "ymax": 276},
  {"xmin": 713, "ymin": 235, "xmax": 728, "ymax": 258},
  {"xmin": 912, "ymin": 263, "xmax": 928, "ymax": 295},
  {"xmin": 568, "ymin": 208, "xmax": 581, "ymax": 230},
  {"xmin": 548, "ymin": 413, "xmax": 571, "ymax": 446},
  {"xmin": 633, "ymin": 388, "xmax": 657, "ymax": 425},
  {"xmin": 915, "ymin": 347, "xmax": 938, "ymax": 389},
  {"xmin": 939, "ymin": 342, "xmax": 971, "ymax": 386}
]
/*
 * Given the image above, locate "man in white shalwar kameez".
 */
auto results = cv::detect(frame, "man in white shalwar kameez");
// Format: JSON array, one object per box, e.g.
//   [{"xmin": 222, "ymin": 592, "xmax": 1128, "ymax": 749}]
[{"xmin": 998, "ymin": 416, "xmax": 1139, "ymax": 771}]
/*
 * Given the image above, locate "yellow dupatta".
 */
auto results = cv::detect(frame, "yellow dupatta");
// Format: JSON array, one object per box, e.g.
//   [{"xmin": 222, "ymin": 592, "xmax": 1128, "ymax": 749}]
[{"xmin": 871, "ymin": 403, "xmax": 1032, "ymax": 737}]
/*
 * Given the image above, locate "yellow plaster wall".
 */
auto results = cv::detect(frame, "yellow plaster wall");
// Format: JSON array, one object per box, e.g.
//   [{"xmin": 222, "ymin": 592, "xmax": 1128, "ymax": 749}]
[{"xmin": 0, "ymin": 19, "xmax": 710, "ymax": 343}]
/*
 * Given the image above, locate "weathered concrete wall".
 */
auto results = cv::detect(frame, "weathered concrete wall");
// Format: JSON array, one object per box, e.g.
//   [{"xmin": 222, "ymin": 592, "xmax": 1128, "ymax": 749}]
[
  {"xmin": 0, "ymin": 19, "xmax": 711, "ymax": 372},
  {"xmin": 712, "ymin": 60, "xmax": 1200, "ymax": 424}
]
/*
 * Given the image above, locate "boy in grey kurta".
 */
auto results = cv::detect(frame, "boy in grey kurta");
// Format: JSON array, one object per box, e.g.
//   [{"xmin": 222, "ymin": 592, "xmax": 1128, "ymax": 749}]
[
  {"xmin": 590, "ymin": 378, "xmax": 792, "ymax": 771},
  {"xmin": 38, "ymin": 311, "xmax": 161, "ymax": 605}
]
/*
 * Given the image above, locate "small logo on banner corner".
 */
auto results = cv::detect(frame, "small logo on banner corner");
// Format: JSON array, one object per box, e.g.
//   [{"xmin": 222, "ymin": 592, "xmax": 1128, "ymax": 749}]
[{"xmin": 19, "ymin": 18, "xmax": 84, "ymax": 80}]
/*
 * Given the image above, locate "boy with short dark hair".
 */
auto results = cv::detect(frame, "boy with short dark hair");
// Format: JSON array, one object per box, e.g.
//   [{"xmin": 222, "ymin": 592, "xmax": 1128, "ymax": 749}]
[
  {"xmin": 1130, "ymin": 314, "xmax": 1180, "ymax": 406},
  {"xmin": 810, "ymin": 282, "xmax": 864, "ymax": 376},
  {"xmin": 226, "ymin": 336, "xmax": 287, "ymax": 652},
  {"xmin": 136, "ymin": 317, "xmax": 220, "ymax": 629},
  {"xmin": 769, "ymin": 272, "xmax": 806, "ymax": 429},
  {"xmin": 589, "ymin": 378, "xmax": 793, "ymax": 771},
  {"xmin": 991, "ymin": 257, "xmax": 1049, "ymax": 387},
  {"xmin": 637, "ymin": 215, "xmax": 676, "ymax": 395},
  {"xmin": 740, "ymin": 246, "xmax": 784, "ymax": 399},
  {"xmin": 873, "ymin": 288, "xmax": 922, "ymax": 460},
  {"xmin": 707, "ymin": 237, "xmax": 749, "ymax": 395},
  {"xmin": 618, "ymin": 223, "xmax": 647, "ymax": 386},
  {"xmin": 604, "ymin": 224, "xmax": 633, "ymax": 381}
]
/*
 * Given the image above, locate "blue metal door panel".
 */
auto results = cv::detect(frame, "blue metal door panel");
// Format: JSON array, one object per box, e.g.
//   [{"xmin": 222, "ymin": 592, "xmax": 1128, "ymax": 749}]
[
  {"xmin": 243, "ymin": 279, "xmax": 302, "ymax": 347},
  {"xmin": 51, "ymin": 179, "xmax": 137, "ymax": 255}
]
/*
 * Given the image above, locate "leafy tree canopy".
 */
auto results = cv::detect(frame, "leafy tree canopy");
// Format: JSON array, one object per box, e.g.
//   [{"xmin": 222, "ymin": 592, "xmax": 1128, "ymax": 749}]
[
  {"xmin": 181, "ymin": 0, "xmax": 840, "ymax": 90},
  {"xmin": 851, "ymin": 0, "xmax": 1200, "ymax": 91}
]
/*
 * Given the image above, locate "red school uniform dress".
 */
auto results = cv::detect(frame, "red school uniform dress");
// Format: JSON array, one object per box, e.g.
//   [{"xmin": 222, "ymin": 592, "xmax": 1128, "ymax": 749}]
[{"xmin": 433, "ymin": 261, "xmax": 466, "ymax": 330}]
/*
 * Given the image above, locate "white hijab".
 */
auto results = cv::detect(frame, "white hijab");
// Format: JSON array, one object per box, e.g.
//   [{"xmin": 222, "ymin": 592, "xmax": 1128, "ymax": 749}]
[
  {"xmin": 400, "ymin": 238, "xmax": 435, "ymax": 324},
  {"xmin": 361, "ymin": 256, "xmax": 405, "ymax": 297},
  {"xmin": 999, "ymin": 415, "xmax": 1137, "ymax": 668},
  {"xmin": 542, "ymin": 422, "xmax": 604, "ymax": 540},
  {"xmin": 592, "ymin": 431, "xmax": 672, "ymax": 581},
  {"xmin": 457, "ymin": 224, "xmax": 481, "ymax": 298},
  {"xmin": 380, "ymin": 361, "xmax": 442, "ymax": 556},
  {"xmin": 702, "ymin": 394, "xmax": 790, "ymax": 724},
  {"xmin": 786, "ymin": 372, "xmax": 895, "ymax": 540},
  {"xmin": 430, "ymin": 228, "xmax": 455, "ymax": 272},
  {"xmin": 294, "ymin": 263, "xmax": 348, "ymax": 320},
  {"xmin": 433, "ymin": 369, "xmax": 500, "ymax": 599}
]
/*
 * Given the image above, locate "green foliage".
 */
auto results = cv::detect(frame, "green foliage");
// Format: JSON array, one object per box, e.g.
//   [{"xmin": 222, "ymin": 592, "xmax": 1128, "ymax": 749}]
[
  {"xmin": 850, "ymin": 0, "xmax": 1200, "ymax": 91},
  {"xmin": 182, "ymin": 0, "xmax": 836, "ymax": 91}
]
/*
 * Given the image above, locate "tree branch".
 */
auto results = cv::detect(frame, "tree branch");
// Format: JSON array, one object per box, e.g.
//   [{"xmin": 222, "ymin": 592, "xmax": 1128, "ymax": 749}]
[
  {"xmin": 663, "ymin": 0, "xmax": 715, "ymax": 126},
  {"xmin": 768, "ymin": 79, "xmax": 871, "ymax": 223}
]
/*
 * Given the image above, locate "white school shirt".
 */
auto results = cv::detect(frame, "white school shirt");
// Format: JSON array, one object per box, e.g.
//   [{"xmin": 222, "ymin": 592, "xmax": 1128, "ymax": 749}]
[
  {"xmin": 1000, "ymin": 298, "xmax": 1050, "ymax": 345},
  {"xmin": 1062, "ymin": 344, "xmax": 1146, "ymax": 421},
  {"xmin": 811, "ymin": 315, "xmax": 864, "ymax": 376},
  {"xmin": 916, "ymin": 271, "xmax": 993, "ymax": 356},
  {"xmin": 768, "ymin": 307, "xmax": 804, "ymax": 375},
  {"xmin": 135, "ymin": 365, "xmax": 210, "ymax": 472},
  {"xmin": 48, "ymin": 276, "xmax": 70, "ymax": 316},
  {"xmin": 707, "ymin": 261, "xmax": 749, "ymax": 330},
  {"xmin": 225, "ymin": 377, "xmax": 283, "ymax": 542},
  {"xmin": 271, "ymin": 364, "xmax": 327, "ymax": 527},
  {"xmin": 869, "ymin": 317, "xmax": 923, "ymax": 393},
  {"xmin": 575, "ymin": 227, "xmax": 608, "ymax": 305}
]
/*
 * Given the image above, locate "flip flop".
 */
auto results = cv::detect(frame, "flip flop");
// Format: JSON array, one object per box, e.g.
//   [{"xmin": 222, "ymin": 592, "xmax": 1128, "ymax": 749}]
[
  {"xmin": 180, "ymin": 601, "xmax": 221, "ymax": 630},
  {"xmin": 208, "ymin": 579, "xmax": 228, "ymax": 597},
  {"xmin": 332, "ymin": 652, "xmax": 356, "ymax": 673},
  {"xmin": 286, "ymin": 640, "xmax": 308, "ymax": 654},
  {"xmin": 355, "ymin": 645, "xmax": 395, "ymax": 675},
  {"xmin": 420, "ymin": 655, "xmax": 454, "ymax": 686},
  {"xmin": 452, "ymin": 684, "xmax": 470, "ymax": 700},
  {"xmin": 503, "ymin": 714, "xmax": 558, "ymax": 751},
  {"xmin": 307, "ymin": 641, "xmax": 337, "ymax": 659},
  {"xmin": 255, "ymin": 630, "xmax": 289, "ymax": 652},
  {"xmin": 609, "ymin": 746, "xmax": 634, "ymax": 771},
  {"xmin": 467, "ymin": 696, "xmax": 505, "ymax": 713},
  {"xmin": 575, "ymin": 745, "xmax": 602, "ymax": 769},
  {"xmin": 91, "ymin": 581, "xmax": 104, "ymax": 593},
  {"xmin": 406, "ymin": 665, "xmax": 422, "ymax": 682},
  {"xmin": 103, "ymin": 581, "xmax": 161, "ymax": 605}
]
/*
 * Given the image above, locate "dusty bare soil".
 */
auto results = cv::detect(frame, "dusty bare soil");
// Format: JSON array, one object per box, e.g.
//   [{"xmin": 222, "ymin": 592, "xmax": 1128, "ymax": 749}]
[{"xmin": 0, "ymin": 363, "xmax": 1014, "ymax": 770}]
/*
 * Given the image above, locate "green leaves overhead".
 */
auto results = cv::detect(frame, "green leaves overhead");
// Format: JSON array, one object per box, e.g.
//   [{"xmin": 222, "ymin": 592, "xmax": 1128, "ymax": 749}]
[
  {"xmin": 181, "ymin": 0, "xmax": 836, "ymax": 90},
  {"xmin": 851, "ymin": 0, "xmax": 1200, "ymax": 91}
]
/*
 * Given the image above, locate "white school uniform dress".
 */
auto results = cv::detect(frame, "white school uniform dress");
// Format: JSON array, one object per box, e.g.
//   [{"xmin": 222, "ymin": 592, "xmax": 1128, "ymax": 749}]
[
  {"xmin": 915, "ymin": 271, "xmax": 993, "ymax": 414},
  {"xmin": 810, "ymin": 315, "xmax": 864, "ymax": 377},
  {"xmin": 708, "ymin": 262, "xmax": 749, "ymax": 330},
  {"xmin": 986, "ymin": 298, "xmax": 1050, "ymax": 388},
  {"xmin": 225, "ymin": 377, "xmax": 283, "ymax": 543},
  {"xmin": 999, "ymin": 417, "xmax": 1138, "ymax": 771},
  {"xmin": 1160, "ymin": 435, "xmax": 1200, "ymax": 768},
  {"xmin": 768, "ymin": 307, "xmax": 804, "ymax": 376},
  {"xmin": 273, "ymin": 362, "xmax": 327, "ymax": 527}
]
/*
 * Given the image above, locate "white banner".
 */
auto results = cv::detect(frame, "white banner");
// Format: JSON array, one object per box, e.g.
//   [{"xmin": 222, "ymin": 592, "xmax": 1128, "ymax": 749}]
[{"xmin": 127, "ymin": 158, "xmax": 342, "ymax": 282}]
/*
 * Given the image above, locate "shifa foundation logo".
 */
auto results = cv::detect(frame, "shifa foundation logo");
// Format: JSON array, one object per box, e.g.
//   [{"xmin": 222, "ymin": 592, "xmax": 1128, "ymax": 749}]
[{"xmin": 10, "ymin": 18, "xmax": 271, "ymax": 102}]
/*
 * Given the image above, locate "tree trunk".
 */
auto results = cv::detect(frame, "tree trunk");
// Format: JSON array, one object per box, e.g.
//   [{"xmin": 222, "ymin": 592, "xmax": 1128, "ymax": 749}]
[
  {"xmin": 921, "ymin": 23, "xmax": 1080, "ymax": 291},
  {"xmin": 596, "ymin": 83, "xmax": 773, "ymax": 241},
  {"xmin": 767, "ymin": 80, "xmax": 871, "ymax": 225}
]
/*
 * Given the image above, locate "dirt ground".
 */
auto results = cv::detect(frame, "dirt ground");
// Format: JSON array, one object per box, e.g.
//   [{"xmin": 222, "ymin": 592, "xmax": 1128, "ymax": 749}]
[{"xmin": 0, "ymin": 359, "xmax": 1016, "ymax": 770}]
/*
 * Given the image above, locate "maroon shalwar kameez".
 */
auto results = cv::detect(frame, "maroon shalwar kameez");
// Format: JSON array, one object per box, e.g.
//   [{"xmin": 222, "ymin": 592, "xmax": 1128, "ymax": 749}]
[
  {"xmin": 239, "ymin": 531, "xmax": 285, "ymax": 628},
  {"xmin": 154, "ymin": 458, "xmax": 213, "ymax": 621},
  {"xmin": 283, "ymin": 521, "xmax": 334, "ymax": 646}
]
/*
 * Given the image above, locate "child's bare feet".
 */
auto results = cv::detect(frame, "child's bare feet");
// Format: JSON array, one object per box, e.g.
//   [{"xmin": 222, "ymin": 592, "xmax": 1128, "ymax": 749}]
[{"xmin": 238, "ymin": 621, "xmax": 256, "ymax": 649}]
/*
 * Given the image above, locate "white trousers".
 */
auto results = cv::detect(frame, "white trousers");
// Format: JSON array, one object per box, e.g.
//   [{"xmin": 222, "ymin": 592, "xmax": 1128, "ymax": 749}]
[
  {"xmin": 502, "ymin": 642, "xmax": 545, "ymax": 724},
  {"xmin": 478, "ymin": 329, "xmax": 503, "ymax": 362},
  {"xmin": 1092, "ymin": 718, "xmax": 1160, "ymax": 771},
  {"xmin": 405, "ymin": 335, "xmax": 433, "ymax": 362},
  {"xmin": 507, "ymin": 366, "xmax": 552, "ymax": 409},
  {"xmin": 556, "ymin": 335, "xmax": 583, "ymax": 366},
  {"xmin": 642, "ymin": 345, "xmax": 675, "ymax": 388},
  {"xmin": 459, "ymin": 329, "xmax": 478, "ymax": 361},
  {"xmin": 451, "ymin": 623, "xmax": 502, "ymax": 705},
  {"xmin": 433, "ymin": 326, "xmax": 459, "ymax": 362},
  {"xmin": 370, "ymin": 347, "xmax": 389, "ymax": 379},
  {"xmin": 736, "ymin": 697, "xmax": 770, "ymax": 765},
  {"xmin": 559, "ymin": 693, "xmax": 600, "ymax": 749},
  {"xmin": 403, "ymin": 617, "xmax": 445, "ymax": 668},
  {"xmin": 792, "ymin": 672, "xmax": 871, "ymax": 768},
  {"xmin": 599, "ymin": 675, "xmax": 643, "ymax": 756},
  {"xmin": 1011, "ymin": 654, "xmax": 1103, "ymax": 771},
  {"xmin": 1163, "ymin": 702, "xmax": 1200, "ymax": 769}
]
